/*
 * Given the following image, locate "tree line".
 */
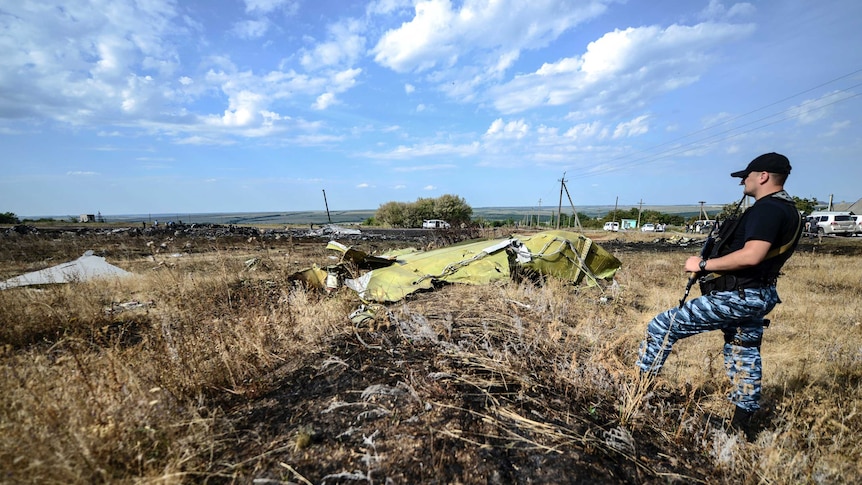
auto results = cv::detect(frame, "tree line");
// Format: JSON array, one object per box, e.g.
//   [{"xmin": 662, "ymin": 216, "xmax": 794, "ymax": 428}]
[
  {"xmin": 370, "ymin": 194, "xmax": 473, "ymax": 227},
  {"xmin": 367, "ymin": 195, "xmax": 822, "ymax": 229},
  {"xmin": 0, "ymin": 196, "xmax": 826, "ymax": 229}
]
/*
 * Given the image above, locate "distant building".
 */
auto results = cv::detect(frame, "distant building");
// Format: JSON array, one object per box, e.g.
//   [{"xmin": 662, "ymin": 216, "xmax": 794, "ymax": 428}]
[
  {"xmin": 79, "ymin": 214, "xmax": 96, "ymax": 223},
  {"xmin": 833, "ymin": 197, "xmax": 862, "ymax": 213}
]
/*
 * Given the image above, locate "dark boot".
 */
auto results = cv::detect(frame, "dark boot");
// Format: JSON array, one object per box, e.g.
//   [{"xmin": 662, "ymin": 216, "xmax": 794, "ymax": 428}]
[{"xmin": 729, "ymin": 406, "xmax": 756, "ymax": 441}]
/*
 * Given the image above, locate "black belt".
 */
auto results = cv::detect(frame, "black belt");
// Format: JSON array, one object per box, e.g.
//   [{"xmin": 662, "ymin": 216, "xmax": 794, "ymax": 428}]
[{"xmin": 699, "ymin": 274, "xmax": 776, "ymax": 294}]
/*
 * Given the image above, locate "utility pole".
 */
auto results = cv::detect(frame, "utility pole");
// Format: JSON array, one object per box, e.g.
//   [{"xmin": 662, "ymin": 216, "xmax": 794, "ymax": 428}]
[
  {"xmin": 637, "ymin": 199, "xmax": 643, "ymax": 228},
  {"xmin": 537, "ymin": 198, "xmax": 542, "ymax": 227},
  {"xmin": 556, "ymin": 172, "xmax": 566, "ymax": 229},
  {"xmin": 561, "ymin": 180, "xmax": 582, "ymax": 231},
  {"xmin": 613, "ymin": 196, "xmax": 619, "ymax": 223},
  {"xmin": 322, "ymin": 189, "xmax": 332, "ymax": 224}
]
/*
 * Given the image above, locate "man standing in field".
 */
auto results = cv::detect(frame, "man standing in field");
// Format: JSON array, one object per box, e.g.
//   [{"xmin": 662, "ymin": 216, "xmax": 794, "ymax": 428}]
[{"xmin": 636, "ymin": 152, "xmax": 803, "ymax": 437}]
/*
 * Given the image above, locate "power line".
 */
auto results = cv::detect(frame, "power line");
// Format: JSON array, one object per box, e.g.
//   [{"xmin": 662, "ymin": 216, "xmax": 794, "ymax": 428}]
[
  {"xmin": 565, "ymin": 68, "xmax": 862, "ymax": 181},
  {"xmin": 571, "ymin": 87, "xmax": 862, "ymax": 180}
]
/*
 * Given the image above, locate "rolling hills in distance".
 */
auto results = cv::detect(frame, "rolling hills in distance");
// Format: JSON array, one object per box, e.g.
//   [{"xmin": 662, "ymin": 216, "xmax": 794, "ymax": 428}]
[{"xmin": 68, "ymin": 204, "xmax": 723, "ymax": 226}]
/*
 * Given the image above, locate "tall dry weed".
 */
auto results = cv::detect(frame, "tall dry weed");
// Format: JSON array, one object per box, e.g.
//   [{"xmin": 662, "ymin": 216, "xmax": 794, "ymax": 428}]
[{"xmin": 0, "ymin": 242, "xmax": 356, "ymax": 482}]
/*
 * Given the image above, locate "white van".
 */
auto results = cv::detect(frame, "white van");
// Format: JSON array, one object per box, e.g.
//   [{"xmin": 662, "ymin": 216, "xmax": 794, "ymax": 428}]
[{"xmin": 603, "ymin": 221, "xmax": 620, "ymax": 232}]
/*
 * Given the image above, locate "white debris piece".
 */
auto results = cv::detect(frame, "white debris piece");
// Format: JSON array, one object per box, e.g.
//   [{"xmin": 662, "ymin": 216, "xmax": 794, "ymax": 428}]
[{"xmin": 0, "ymin": 250, "xmax": 133, "ymax": 290}]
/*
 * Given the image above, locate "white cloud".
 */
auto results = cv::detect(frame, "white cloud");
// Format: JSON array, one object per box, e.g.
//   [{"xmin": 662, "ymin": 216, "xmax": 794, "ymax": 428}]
[
  {"xmin": 370, "ymin": 142, "xmax": 481, "ymax": 160},
  {"xmin": 0, "ymin": 1, "xmax": 183, "ymax": 122},
  {"xmin": 564, "ymin": 121, "xmax": 607, "ymax": 140},
  {"xmin": 175, "ymin": 136, "xmax": 236, "ymax": 146},
  {"xmin": 393, "ymin": 164, "xmax": 457, "ymax": 172},
  {"xmin": 331, "ymin": 68, "xmax": 362, "ymax": 92},
  {"xmin": 423, "ymin": 185, "xmax": 436, "ymax": 191},
  {"xmin": 357, "ymin": 182, "xmax": 371, "ymax": 188},
  {"xmin": 700, "ymin": 1, "xmax": 756, "ymax": 21},
  {"xmin": 825, "ymin": 120, "xmax": 850, "ymax": 136},
  {"xmin": 0, "ymin": 0, "xmax": 366, "ymax": 144},
  {"xmin": 367, "ymin": 0, "xmax": 413, "ymax": 16},
  {"xmin": 489, "ymin": 21, "xmax": 755, "ymax": 114},
  {"xmin": 789, "ymin": 91, "xmax": 847, "ymax": 125},
  {"xmin": 405, "ymin": 83, "xmax": 415, "ymax": 94},
  {"xmin": 243, "ymin": 0, "xmax": 297, "ymax": 15},
  {"xmin": 371, "ymin": 0, "xmax": 611, "ymax": 74},
  {"xmin": 233, "ymin": 19, "xmax": 270, "ymax": 39},
  {"xmin": 300, "ymin": 19, "xmax": 366, "ymax": 70},
  {"xmin": 313, "ymin": 92, "xmax": 337, "ymax": 110},
  {"xmin": 484, "ymin": 118, "xmax": 529, "ymax": 139},
  {"xmin": 612, "ymin": 115, "xmax": 650, "ymax": 139},
  {"xmin": 67, "ymin": 171, "xmax": 99, "ymax": 176}
]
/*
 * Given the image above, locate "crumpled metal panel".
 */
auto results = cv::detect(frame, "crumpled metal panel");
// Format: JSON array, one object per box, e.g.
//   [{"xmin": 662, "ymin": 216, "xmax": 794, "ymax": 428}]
[{"xmin": 337, "ymin": 230, "xmax": 621, "ymax": 303}]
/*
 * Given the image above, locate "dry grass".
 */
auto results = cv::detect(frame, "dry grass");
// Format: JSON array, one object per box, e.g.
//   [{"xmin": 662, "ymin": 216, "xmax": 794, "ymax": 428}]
[{"xmin": 1, "ymin": 229, "xmax": 861, "ymax": 483}]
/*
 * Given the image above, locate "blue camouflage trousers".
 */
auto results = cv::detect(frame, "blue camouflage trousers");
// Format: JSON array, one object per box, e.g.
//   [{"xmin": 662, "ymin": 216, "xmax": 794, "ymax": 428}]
[{"xmin": 637, "ymin": 287, "xmax": 780, "ymax": 411}]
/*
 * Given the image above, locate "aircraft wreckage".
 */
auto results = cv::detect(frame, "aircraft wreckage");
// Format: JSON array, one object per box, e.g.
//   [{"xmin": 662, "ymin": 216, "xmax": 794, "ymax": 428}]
[
  {"xmin": 0, "ymin": 250, "xmax": 133, "ymax": 290},
  {"xmin": 289, "ymin": 230, "xmax": 622, "ymax": 303}
]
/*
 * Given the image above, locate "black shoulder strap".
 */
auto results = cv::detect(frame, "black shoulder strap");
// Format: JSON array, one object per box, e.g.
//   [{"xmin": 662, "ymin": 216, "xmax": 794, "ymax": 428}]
[{"xmin": 764, "ymin": 199, "xmax": 802, "ymax": 260}]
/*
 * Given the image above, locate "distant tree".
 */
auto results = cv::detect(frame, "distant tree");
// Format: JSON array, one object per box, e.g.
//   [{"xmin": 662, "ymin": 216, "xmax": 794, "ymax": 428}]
[
  {"xmin": 375, "ymin": 195, "xmax": 474, "ymax": 228},
  {"xmin": 405, "ymin": 197, "xmax": 435, "ymax": 227},
  {"xmin": 718, "ymin": 201, "xmax": 745, "ymax": 220},
  {"xmin": 433, "ymin": 194, "xmax": 473, "ymax": 225},
  {"xmin": 792, "ymin": 196, "xmax": 817, "ymax": 215},
  {"xmin": 375, "ymin": 201, "xmax": 408, "ymax": 227},
  {"xmin": 660, "ymin": 214, "xmax": 686, "ymax": 226},
  {"xmin": 0, "ymin": 212, "xmax": 19, "ymax": 224},
  {"xmin": 0, "ymin": 212, "xmax": 20, "ymax": 224}
]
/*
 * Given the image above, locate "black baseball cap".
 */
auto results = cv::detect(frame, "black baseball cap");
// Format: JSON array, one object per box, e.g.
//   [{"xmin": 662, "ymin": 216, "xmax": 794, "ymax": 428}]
[{"xmin": 731, "ymin": 152, "xmax": 791, "ymax": 178}]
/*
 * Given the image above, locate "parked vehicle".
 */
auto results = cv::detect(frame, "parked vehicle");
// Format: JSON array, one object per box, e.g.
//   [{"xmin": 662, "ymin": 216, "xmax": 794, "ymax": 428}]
[
  {"xmin": 641, "ymin": 223, "xmax": 655, "ymax": 232},
  {"xmin": 603, "ymin": 221, "xmax": 620, "ymax": 232},
  {"xmin": 422, "ymin": 219, "xmax": 451, "ymax": 229},
  {"xmin": 853, "ymin": 215, "xmax": 862, "ymax": 236},
  {"xmin": 808, "ymin": 211, "xmax": 856, "ymax": 235}
]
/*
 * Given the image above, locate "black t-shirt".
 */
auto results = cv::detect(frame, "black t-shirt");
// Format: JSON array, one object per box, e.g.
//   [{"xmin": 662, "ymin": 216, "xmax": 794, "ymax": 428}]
[{"xmin": 715, "ymin": 192, "xmax": 802, "ymax": 280}]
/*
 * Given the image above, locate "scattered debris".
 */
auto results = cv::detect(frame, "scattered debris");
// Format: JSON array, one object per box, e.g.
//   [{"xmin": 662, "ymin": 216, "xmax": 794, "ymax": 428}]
[
  {"xmin": 307, "ymin": 224, "xmax": 362, "ymax": 237},
  {"xmin": 104, "ymin": 300, "xmax": 155, "ymax": 315},
  {"xmin": 290, "ymin": 230, "xmax": 622, "ymax": 303}
]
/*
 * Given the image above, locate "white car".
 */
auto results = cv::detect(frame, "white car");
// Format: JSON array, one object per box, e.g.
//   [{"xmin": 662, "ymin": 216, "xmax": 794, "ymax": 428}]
[
  {"xmin": 603, "ymin": 221, "xmax": 620, "ymax": 231},
  {"xmin": 641, "ymin": 223, "xmax": 655, "ymax": 232},
  {"xmin": 422, "ymin": 219, "xmax": 451, "ymax": 229},
  {"xmin": 809, "ymin": 212, "xmax": 856, "ymax": 235}
]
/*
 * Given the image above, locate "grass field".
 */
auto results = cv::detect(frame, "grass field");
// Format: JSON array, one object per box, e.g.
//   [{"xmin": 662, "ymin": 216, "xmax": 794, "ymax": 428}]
[{"xmin": 1, "ymin": 227, "xmax": 860, "ymax": 483}]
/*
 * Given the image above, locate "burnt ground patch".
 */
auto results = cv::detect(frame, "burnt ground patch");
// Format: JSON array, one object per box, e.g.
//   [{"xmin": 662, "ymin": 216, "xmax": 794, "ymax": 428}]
[{"xmin": 207, "ymin": 326, "xmax": 715, "ymax": 484}]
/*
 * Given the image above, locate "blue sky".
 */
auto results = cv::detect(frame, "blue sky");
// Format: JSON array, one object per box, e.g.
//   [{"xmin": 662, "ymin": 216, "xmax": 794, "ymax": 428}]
[{"xmin": 1, "ymin": 0, "xmax": 861, "ymax": 217}]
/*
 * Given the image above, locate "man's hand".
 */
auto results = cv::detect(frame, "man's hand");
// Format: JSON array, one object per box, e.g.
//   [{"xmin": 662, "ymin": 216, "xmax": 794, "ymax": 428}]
[{"xmin": 685, "ymin": 256, "xmax": 704, "ymax": 273}]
